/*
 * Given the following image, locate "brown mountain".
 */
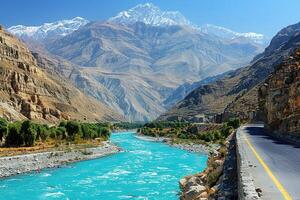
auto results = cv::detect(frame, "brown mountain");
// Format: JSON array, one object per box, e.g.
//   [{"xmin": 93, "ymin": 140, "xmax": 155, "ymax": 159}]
[
  {"xmin": 0, "ymin": 26, "xmax": 123, "ymax": 122},
  {"xmin": 159, "ymin": 21, "xmax": 300, "ymax": 121},
  {"xmin": 44, "ymin": 21, "xmax": 263, "ymax": 121}
]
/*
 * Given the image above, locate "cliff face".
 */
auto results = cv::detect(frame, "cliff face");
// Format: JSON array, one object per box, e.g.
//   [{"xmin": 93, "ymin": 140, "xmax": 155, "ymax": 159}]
[
  {"xmin": 259, "ymin": 47, "xmax": 300, "ymax": 138},
  {"xmin": 0, "ymin": 26, "xmax": 123, "ymax": 122}
]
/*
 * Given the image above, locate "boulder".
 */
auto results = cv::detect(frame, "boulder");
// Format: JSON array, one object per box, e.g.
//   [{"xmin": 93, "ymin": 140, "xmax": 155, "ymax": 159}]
[{"xmin": 184, "ymin": 185, "xmax": 206, "ymax": 200}]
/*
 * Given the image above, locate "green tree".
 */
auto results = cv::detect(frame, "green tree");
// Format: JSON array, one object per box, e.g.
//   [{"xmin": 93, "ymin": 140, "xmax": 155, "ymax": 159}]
[
  {"xmin": 36, "ymin": 124, "xmax": 49, "ymax": 142},
  {"xmin": 65, "ymin": 121, "xmax": 81, "ymax": 140},
  {"xmin": 59, "ymin": 121, "xmax": 67, "ymax": 127},
  {"xmin": 0, "ymin": 118, "xmax": 7, "ymax": 142},
  {"xmin": 56, "ymin": 127, "xmax": 67, "ymax": 140},
  {"xmin": 81, "ymin": 123, "xmax": 92, "ymax": 139},
  {"xmin": 20, "ymin": 120, "xmax": 37, "ymax": 147},
  {"xmin": 6, "ymin": 122, "xmax": 22, "ymax": 147},
  {"xmin": 98, "ymin": 127, "xmax": 110, "ymax": 140}
]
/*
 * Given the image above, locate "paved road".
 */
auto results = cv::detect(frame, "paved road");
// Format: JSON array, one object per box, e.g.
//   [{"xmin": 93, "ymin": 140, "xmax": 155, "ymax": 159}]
[{"xmin": 238, "ymin": 124, "xmax": 300, "ymax": 200}]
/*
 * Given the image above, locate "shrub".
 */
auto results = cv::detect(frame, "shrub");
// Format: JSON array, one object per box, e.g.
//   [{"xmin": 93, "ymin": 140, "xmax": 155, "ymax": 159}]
[
  {"xmin": 220, "ymin": 125, "xmax": 233, "ymax": 138},
  {"xmin": 201, "ymin": 132, "xmax": 215, "ymax": 142},
  {"xmin": 227, "ymin": 118, "xmax": 240, "ymax": 129},
  {"xmin": 207, "ymin": 167, "xmax": 222, "ymax": 187}
]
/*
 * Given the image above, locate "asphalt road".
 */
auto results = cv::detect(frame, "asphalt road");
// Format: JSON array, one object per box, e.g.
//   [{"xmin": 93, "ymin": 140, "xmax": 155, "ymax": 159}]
[{"xmin": 238, "ymin": 124, "xmax": 300, "ymax": 200}]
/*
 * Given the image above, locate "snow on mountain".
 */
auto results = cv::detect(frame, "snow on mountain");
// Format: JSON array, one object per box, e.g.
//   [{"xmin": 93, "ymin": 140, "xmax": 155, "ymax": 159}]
[
  {"xmin": 8, "ymin": 17, "xmax": 89, "ymax": 40},
  {"xmin": 200, "ymin": 24, "xmax": 268, "ymax": 44},
  {"xmin": 109, "ymin": 3, "xmax": 194, "ymax": 27},
  {"xmin": 109, "ymin": 3, "xmax": 267, "ymax": 44},
  {"xmin": 8, "ymin": 3, "xmax": 267, "ymax": 45}
]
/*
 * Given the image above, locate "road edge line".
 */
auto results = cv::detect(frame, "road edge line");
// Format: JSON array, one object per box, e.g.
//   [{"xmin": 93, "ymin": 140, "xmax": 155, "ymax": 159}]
[{"xmin": 244, "ymin": 133, "xmax": 293, "ymax": 200}]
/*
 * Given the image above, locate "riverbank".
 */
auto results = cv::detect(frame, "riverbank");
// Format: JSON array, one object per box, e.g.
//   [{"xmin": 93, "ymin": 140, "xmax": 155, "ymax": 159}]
[
  {"xmin": 134, "ymin": 134, "xmax": 219, "ymax": 154},
  {"xmin": 0, "ymin": 141, "xmax": 122, "ymax": 178},
  {"xmin": 179, "ymin": 133, "xmax": 238, "ymax": 200}
]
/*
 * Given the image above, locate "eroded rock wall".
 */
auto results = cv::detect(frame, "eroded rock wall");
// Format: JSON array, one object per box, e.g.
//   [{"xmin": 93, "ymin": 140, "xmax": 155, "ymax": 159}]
[
  {"xmin": 259, "ymin": 47, "xmax": 300, "ymax": 138},
  {"xmin": 0, "ymin": 26, "xmax": 124, "ymax": 122}
]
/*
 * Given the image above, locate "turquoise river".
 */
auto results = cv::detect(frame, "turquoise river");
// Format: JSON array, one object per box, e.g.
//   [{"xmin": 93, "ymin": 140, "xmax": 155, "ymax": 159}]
[{"xmin": 0, "ymin": 132, "xmax": 207, "ymax": 200}]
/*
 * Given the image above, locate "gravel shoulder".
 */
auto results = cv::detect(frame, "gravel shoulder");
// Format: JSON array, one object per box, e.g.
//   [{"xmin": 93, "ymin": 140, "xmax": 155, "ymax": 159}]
[{"xmin": 0, "ymin": 141, "xmax": 122, "ymax": 178}]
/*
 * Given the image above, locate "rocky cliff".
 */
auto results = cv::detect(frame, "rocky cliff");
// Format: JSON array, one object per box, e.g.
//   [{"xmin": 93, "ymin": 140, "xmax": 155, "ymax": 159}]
[
  {"xmin": 159, "ymin": 21, "xmax": 300, "ymax": 122},
  {"xmin": 0, "ymin": 26, "xmax": 123, "ymax": 122},
  {"xmin": 259, "ymin": 47, "xmax": 300, "ymax": 139}
]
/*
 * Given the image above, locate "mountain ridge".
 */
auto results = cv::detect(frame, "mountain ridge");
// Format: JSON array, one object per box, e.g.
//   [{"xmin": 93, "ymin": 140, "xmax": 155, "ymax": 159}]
[
  {"xmin": 8, "ymin": 17, "xmax": 89, "ymax": 41},
  {"xmin": 8, "ymin": 3, "xmax": 267, "ymax": 45},
  {"xmin": 45, "ymin": 21, "xmax": 263, "ymax": 121},
  {"xmin": 6, "ymin": 3, "xmax": 269, "ymax": 122},
  {"xmin": 159, "ymin": 21, "xmax": 300, "ymax": 122}
]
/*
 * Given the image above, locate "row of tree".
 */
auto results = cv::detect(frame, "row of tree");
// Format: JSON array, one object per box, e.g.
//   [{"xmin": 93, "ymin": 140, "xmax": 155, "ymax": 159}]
[
  {"xmin": 138, "ymin": 118, "xmax": 240, "ymax": 143},
  {"xmin": 112, "ymin": 122, "xmax": 144, "ymax": 130},
  {"xmin": 0, "ymin": 118, "xmax": 111, "ymax": 147},
  {"xmin": 143, "ymin": 121, "xmax": 190, "ymax": 129}
]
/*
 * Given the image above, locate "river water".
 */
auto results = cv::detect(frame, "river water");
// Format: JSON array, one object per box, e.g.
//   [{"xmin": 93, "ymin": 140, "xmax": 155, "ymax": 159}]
[{"xmin": 0, "ymin": 132, "xmax": 207, "ymax": 200}]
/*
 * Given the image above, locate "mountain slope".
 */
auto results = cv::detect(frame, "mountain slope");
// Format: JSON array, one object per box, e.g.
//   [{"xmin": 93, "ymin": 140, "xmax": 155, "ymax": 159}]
[
  {"xmin": 159, "ymin": 21, "xmax": 300, "ymax": 121},
  {"xmin": 8, "ymin": 3, "xmax": 268, "ymax": 122},
  {"xmin": 46, "ymin": 21, "xmax": 263, "ymax": 121},
  {"xmin": 0, "ymin": 26, "xmax": 123, "ymax": 122},
  {"xmin": 163, "ymin": 71, "xmax": 233, "ymax": 108}
]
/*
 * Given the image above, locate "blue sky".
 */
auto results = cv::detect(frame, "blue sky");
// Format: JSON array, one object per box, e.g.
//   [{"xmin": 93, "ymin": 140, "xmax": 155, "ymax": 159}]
[{"xmin": 1, "ymin": 0, "xmax": 300, "ymax": 37}]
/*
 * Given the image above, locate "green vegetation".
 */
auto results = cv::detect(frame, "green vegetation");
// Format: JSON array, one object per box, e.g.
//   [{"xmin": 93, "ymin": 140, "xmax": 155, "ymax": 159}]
[
  {"xmin": 143, "ymin": 121, "xmax": 189, "ymax": 129},
  {"xmin": 0, "ymin": 118, "xmax": 111, "ymax": 147},
  {"xmin": 0, "ymin": 118, "xmax": 8, "ymax": 142},
  {"xmin": 138, "ymin": 118, "xmax": 240, "ymax": 144},
  {"xmin": 112, "ymin": 122, "xmax": 144, "ymax": 130},
  {"xmin": 226, "ymin": 118, "xmax": 240, "ymax": 129}
]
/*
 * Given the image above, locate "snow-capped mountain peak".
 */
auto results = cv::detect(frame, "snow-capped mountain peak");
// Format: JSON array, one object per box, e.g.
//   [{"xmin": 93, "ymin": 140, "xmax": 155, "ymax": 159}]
[
  {"xmin": 200, "ymin": 24, "xmax": 267, "ymax": 44},
  {"xmin": 108, "ymin": 3, "xmax": 267, "ymax": 44},
  {"xmin": 109, "ymin": 3, "xmax": 194, "ymax": 27},
  {"xmin": 8, "ymin": 17, "xmax": 89, "ymax": 40}
]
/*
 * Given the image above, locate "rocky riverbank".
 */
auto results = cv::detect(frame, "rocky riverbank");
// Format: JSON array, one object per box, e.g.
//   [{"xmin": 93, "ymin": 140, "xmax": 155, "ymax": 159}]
[
  {"xmin": 134, "ymin": 134, "xmax": 219, "ymax": 154},
  {"xmin": 0, "ymin": 141, "xmax": 122, "ymax": 178},
  {"xmin": 179, "ymin": 133, "xmax": 238, "ymax": 200}
]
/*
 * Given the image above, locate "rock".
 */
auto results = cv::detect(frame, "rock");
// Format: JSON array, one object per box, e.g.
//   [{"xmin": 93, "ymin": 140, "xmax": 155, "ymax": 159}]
[
  {"xmin": 215, "ymin": 159, "xmax": 223, "ymax": 166},
  {"xmin": 185, "ymin": 185, "xmax": 206, "ymax": 200},
  {"xmin": 258, "ymin": 47, "xmax": 300, "ymax": 140},
  {"xmin": 0, "ymin": 28, "xmax": 123, "ymax": 123},
  {"xmin": 179, "ymin": 178, "xmax": 188, "ymax": 189},
  {"xmin": 197, "ymin": 191, "xmax": 208, "ymax": 198},
  {"xmin": 185, "ymin": 176, "xmax": 202, "ymax": 188}
]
